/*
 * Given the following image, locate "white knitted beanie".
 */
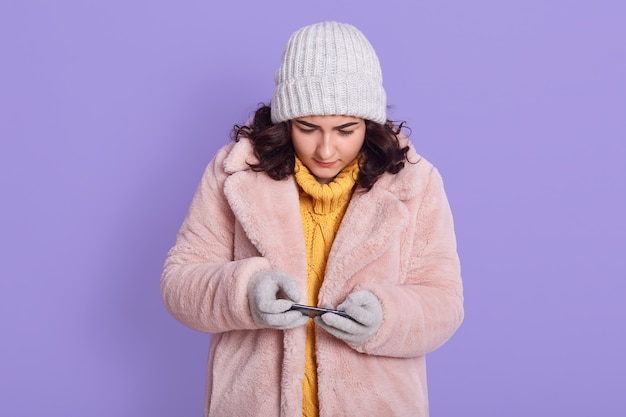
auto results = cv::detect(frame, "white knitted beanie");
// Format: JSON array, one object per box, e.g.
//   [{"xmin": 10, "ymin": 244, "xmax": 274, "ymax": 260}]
[{"xmin": 271, "ymin": 21, "xmax": 387, "ymax": 124}]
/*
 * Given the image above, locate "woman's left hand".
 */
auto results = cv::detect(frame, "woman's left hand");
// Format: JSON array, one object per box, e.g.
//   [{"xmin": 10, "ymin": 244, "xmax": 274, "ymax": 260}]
[{"xmin": 315, "ymin": 290, "xmax": 383, "ymax": 345}]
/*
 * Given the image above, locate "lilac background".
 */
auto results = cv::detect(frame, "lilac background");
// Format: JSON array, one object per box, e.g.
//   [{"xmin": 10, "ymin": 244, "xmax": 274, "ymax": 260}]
[{"xmin": 1, "ymin": 0, "xmax": 625, "ymax": 416}]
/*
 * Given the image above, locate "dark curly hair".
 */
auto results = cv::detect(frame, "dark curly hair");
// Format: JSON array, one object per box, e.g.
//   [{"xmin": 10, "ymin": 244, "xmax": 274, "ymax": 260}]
[{"xmin": 232, "ymin": 104, "xmax": 410, "ymax": 191}]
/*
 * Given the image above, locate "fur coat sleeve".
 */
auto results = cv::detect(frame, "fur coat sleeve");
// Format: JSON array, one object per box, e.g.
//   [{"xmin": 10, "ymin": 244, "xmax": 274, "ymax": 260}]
[
  {"xmin": 349, "ymin": 162, "xmax": 464, "ymax": 358},
  {"xmin": 160, "ymin": 142, "xmax": 273, "ymax": 333}
]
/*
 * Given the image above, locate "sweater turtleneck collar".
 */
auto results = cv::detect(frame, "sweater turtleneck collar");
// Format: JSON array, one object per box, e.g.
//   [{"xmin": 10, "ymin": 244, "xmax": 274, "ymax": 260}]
[{"xmin": 294, "ymin": 156, "xmax": 360, "ymax": 215}]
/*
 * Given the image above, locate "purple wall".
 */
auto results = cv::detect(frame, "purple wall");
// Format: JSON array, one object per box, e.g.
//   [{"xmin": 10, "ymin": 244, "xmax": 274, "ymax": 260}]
[{"xmin": 1, "ymin": 1, "xmax": 624, "ymax": 415}]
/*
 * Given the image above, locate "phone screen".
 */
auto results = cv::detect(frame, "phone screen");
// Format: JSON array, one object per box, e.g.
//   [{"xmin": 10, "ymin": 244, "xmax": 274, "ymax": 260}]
[{"xmin": 290, "ymin": 304, "xmax": 353, "ymax": 320}]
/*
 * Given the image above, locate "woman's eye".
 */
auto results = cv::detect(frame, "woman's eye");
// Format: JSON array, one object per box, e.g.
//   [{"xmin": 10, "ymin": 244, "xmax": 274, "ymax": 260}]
[
  {"xmin": 338, "ymin": 130, "xmax": 354, "ymax": 136},
  {"xmin": 299, "ymin": 127, "xmax": 316, "ymax": 133}
]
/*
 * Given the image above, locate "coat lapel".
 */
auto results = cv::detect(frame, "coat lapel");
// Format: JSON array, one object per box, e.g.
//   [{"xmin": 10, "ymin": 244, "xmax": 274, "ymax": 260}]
[
  {"xmin": 321, "ymin": 185, "xmax": 410, "ymax": 298},
  {"xmin": 222, "ymin": 140, "xmax": 308, "ymax": 280}
]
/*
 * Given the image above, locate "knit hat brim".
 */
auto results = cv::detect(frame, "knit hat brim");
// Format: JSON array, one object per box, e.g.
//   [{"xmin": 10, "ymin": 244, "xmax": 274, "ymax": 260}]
[{"xmin": 271, "ymin": 74, "xmax": 386, "ymax": 124}]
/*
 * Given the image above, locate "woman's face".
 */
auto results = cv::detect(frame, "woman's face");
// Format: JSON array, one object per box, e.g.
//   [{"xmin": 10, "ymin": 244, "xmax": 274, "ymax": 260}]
[{"xmin": 291, "ymin": 115, "xmax": 366, "ymax": 184}]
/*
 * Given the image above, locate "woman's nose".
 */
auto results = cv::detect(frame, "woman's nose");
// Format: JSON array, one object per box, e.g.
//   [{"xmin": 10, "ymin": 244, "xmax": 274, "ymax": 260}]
[{"xmin": 317, "ymin": 134, "xmax": 333, "ymax": 159}]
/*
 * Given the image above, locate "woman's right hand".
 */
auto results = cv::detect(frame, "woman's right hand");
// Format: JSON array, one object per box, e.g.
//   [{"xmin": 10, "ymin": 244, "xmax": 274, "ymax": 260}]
[{"xmin": 248, "ymin": 270, "xmax": 309, "ymax": 330}]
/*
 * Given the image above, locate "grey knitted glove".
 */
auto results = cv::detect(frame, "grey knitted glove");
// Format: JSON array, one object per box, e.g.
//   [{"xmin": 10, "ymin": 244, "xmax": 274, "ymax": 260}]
[
  {"xmin": 248, "ymin": 270, "xmax": 309, "ymax": 330},
  {"xmin": 315, "ymin": 290, "xmax": 383, "ymax": 345}
]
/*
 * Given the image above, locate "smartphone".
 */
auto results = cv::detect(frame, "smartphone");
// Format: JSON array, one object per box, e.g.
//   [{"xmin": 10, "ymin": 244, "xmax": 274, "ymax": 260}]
[{"xmin": 290, "ymin": 304, "xmax": 353, "ymax": 320}]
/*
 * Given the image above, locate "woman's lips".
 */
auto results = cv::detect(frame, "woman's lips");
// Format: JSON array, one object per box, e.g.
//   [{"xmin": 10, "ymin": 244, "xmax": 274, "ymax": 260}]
[{"xmin": 314, "ymin": 160, "xmax": 336, "ymax": 168}]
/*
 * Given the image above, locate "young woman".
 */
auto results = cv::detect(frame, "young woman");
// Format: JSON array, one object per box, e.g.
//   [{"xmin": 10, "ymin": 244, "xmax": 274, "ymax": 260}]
[{"xmin": 161, "ymin": 21, "xmax": 464, "ymax": 417}]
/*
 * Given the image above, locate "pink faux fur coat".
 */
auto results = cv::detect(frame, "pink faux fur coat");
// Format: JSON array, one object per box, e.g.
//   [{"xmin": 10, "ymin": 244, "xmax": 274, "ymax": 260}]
[{"xmin": 161, "ymin": 135, "xmax": 464, "ymax": 417}]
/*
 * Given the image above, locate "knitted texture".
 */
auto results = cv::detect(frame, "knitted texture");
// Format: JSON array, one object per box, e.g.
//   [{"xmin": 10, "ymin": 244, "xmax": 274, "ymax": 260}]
[
  {"xmin": 271, "ymin": 21, "xmax": 386, "ymax": 124},
  {"xmin": 294, "ymin": 156, "xmax": 360, "ymax": 417}
]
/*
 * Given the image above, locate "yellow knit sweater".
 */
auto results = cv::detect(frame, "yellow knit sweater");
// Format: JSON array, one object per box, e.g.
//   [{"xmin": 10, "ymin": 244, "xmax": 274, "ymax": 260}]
[{"xmin": 294, "ymin": 156, "xmax": 360, "ymax": 417}]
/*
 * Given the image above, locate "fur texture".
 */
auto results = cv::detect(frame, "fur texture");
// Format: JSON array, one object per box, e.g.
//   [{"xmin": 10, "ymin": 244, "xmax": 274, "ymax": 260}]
[{"xmin": 160, "ymin": 135, "xmax": 464, "ymax": 416}]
